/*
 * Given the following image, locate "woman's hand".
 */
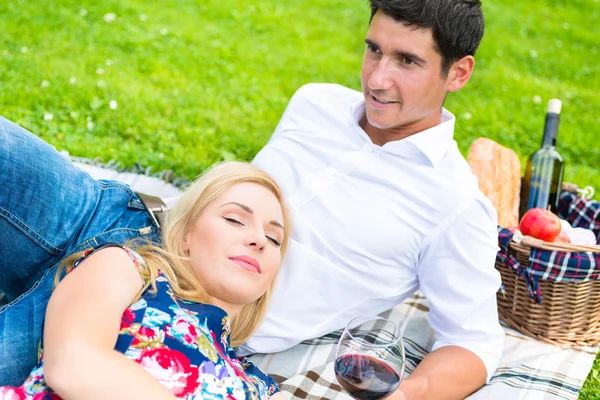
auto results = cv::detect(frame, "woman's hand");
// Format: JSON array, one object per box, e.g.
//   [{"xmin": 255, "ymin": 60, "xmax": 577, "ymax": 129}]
[{"xmin": 43, "ymin": 247, "xmax": 177, "ymax": 400}]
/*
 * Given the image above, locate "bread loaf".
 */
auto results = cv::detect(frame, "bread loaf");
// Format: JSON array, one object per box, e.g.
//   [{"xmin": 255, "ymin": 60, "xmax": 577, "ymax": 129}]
[{"xmin": 467, "ymin": 137, "xmax": 521, "ymax": 228}]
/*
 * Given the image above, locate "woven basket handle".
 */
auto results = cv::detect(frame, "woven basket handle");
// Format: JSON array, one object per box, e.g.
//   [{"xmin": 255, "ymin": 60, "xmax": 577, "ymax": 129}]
[{"xmin": 516, "ymin": 234, "xmax": 600, "ymax": 252}]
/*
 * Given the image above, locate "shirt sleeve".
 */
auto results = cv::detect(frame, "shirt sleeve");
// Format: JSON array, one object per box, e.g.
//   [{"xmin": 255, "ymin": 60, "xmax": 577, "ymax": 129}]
[
  {"xmin": 237, "ymin": 356, "xmax": 281, "ymax": 396},
  {"xmin": 417, "ymin": 197, "xmax": 505, "ymax": 383}
]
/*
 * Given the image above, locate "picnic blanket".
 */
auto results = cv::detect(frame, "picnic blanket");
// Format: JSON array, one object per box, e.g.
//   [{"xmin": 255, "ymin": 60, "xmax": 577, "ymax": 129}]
[
  {"xmin": 248, "ymin": 292, "xmax": 597, "ymax": 400},
  {"xmin": 74, "ymin": 158, "xmax": 599, "ymax": 400}
]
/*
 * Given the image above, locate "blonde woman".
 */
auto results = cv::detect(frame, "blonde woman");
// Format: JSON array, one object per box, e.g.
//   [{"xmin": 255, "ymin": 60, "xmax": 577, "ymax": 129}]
[{"xmin": 0, "ymin": 162, "xmax": 290, "ymax": 400}]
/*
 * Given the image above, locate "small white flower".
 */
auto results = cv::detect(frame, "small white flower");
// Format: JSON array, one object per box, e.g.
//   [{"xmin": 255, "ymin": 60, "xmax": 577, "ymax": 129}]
[
  {"xmin": 109, "ymin": 100, "xmax": 118, "ymax": 110},
  {"xmin": 159, "ymin": 153, "xmax": 165, "ymax": 159},
  {"xmin": 97, "ymin": 80, "xmax": 106, "ymax": 87},
  {"xmin": 87, "ymin": 121, "xmax": 94, "ymax": 130},
  {"xmin": 43, "ymin": 113, "xmax": 53, "ymax": 121},
  {"xmin": 562, "ymin": 22, "xmax": 570, "ymax": 29},
  {"xmin": 104, "ymin": 13, "xmax": 116, "ymax": 23},
  {"xmin": 80, "ymin": 8, "xmax": 88, "ymax": 16},
  {"xmin": 556, "ymin": 40, "xmax": 563, "ymax": 48},
  {"xmin": 86, "ymin": 116, "xmax": 92, "ymax": 122},
  {"xmin": 139, "ymin": 14, "xmax": 148, "ymax": 21},
  {"xmin": 20, "ymin": 46, "xmax": 28, "ymax": 54},
  {"xmin": 533, "ymin": 95, "xmax": 542, "ymax": 104},
  {"xmin": 463, "ymin": 112, "xmax": 473, "ymax": 120},
  {"xmin": 160, "ymin": 28, "xmax": 168, "ymax": 35},
  {"xmin": 41, "ymin": 80, "xmax": 49, "ymax": 88},
  {"xmin": 96, "ymin": 67, "xmax": 105, "ymax": 75},
  {"xmin": 529, "ymin": 50, "xmax": 538, "ymax": 58},
  {"xmin": 105, "ymin": 59, "xmax": 113, "ymax": 66},
  {"xmin": 70, "ymin": 111, "xmax": 79, "ymax": 119},
  {"xmin": 69, "ymin": 76, "xmax": 77, "ymax": 84}
]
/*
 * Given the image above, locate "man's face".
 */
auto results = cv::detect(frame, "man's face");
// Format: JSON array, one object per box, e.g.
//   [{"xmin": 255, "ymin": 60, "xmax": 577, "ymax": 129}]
[{"xmin": 361, "ymin": 10, "xmax": 452, "ymax": 137}]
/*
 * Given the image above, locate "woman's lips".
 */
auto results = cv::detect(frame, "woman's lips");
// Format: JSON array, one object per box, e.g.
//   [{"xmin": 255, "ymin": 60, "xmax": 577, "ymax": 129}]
[{"xmin": 229, "ymin": 256, "xmax": 261, "ymax": 273}]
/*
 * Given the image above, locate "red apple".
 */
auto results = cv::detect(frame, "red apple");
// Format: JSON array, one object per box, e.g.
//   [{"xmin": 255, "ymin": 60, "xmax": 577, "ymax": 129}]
[
  {"xmin": 519, "ymin": 208, "xmax": 562, "ymax": 242},
  {"xmin": 553, "ymin": 230, "xmax": 570, "ymax": 243}
]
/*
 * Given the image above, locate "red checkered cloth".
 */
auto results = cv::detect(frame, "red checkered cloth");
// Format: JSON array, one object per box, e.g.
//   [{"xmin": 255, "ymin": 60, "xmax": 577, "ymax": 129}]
[{"xmin": 496, "ymin": 192, "xmax": 600, "ymax": 303}]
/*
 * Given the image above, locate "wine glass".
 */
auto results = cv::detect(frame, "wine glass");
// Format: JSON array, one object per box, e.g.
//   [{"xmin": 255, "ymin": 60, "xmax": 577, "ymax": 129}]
[{"xmin": 334, "ymin": 316, "xmax": 406, "ymax": 400}]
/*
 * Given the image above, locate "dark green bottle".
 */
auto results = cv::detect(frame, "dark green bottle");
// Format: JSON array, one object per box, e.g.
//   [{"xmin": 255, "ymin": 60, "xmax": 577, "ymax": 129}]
[{"xmin": 520, "ymin": 99, "xmax": 565, "ymax": 216}]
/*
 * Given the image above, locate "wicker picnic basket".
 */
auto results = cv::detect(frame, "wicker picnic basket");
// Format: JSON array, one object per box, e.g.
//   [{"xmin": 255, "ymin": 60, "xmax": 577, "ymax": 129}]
[{"xmin": 495, "ymin": 186, "xmax": 600, "ymax": 346}]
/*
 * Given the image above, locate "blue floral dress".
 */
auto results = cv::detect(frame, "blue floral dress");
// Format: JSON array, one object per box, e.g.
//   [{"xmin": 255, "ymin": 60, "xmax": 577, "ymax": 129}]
[{"xmin": 0, "ymin": 246, "xmax": 279, "ymax": 400}]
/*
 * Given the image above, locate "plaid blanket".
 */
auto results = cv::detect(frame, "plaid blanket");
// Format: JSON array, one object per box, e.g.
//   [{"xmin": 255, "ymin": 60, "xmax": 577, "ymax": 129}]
[
  {"xmin": 249, "ymin": 292, "xmax": 598, "ymax": 400},
  {"xmin": 496, "ymin": 193, "xmax": 600, "ymax": 303}
]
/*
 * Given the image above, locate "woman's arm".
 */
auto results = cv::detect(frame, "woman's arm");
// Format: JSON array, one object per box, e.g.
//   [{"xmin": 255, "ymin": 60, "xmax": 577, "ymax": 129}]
[{"xmin": 43, "ymin": 247, "xmax": 176, "ymax": 400}]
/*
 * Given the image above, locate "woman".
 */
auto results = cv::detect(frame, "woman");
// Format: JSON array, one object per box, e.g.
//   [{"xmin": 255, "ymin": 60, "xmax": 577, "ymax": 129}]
[{"xmin": 0, "ymin": 161, "xmax": 290, "ymax": 399}]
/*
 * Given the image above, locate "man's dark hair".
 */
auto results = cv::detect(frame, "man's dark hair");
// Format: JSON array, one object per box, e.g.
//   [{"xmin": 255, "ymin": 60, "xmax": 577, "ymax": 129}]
[{"xmin": 369, "ymin": 0, "xmax": 484, "ymax": 76}]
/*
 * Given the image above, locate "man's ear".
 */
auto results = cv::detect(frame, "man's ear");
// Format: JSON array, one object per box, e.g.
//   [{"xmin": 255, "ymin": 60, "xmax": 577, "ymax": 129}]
[{"xmin": 446, "ymin": 55, "xmax": 475, "ymax": 93}]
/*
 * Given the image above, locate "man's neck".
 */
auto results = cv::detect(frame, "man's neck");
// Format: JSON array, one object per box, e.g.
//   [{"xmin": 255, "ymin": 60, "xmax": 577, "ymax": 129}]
[{"xmin": 359, "ymin": 114, "xmax": 442, "ymax": 146}]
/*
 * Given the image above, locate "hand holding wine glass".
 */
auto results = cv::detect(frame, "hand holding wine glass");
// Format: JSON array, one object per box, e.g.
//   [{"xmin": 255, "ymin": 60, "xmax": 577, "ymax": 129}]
[{"xmin": 334, "ymin": 316, "xmax": 406, "ymax": 400}]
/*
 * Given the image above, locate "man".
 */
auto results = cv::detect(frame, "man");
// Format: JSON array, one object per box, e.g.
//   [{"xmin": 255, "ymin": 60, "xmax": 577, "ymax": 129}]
[
  {"xmin": 0, "ymin": 0, "xmax": 503, "ymax": 398},
  {"xmin": 242, "ymin": 1, "xmax": 504, "ymax": 398}
]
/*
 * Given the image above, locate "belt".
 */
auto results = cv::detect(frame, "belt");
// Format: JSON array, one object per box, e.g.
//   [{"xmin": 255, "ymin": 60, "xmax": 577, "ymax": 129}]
[{"xmin": 136, "ymin": 192, "xmax": 167, "ymax": 229}]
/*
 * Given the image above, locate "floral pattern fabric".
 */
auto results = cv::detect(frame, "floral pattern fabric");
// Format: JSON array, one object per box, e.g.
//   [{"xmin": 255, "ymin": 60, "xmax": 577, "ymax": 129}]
[{"xmin": 0, "ymin": 246, "xmax": 279, "ymax": 400}]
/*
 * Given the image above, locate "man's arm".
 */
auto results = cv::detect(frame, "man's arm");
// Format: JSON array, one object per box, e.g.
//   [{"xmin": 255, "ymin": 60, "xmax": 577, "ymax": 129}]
[
  {"xmin": 391, "ymin": 346, "xmax": 486, "ymax": 400},
  {"xmin": 392, "ymin": 198, "xmax": 504, "ymax": 399}
]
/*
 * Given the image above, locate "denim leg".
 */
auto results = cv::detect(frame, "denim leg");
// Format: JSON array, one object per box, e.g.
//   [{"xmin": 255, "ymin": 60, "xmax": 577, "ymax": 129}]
[
  {"xmin": 0, "ymin": 265, "xmax": 54, "ymax": 387},
  {"xmin": 0, "ymin": 116, "xmax": 101, "ymax": 301},
  {"xmin": 0, "ymin": 116, "xmax": 161, "ymax": 385}
]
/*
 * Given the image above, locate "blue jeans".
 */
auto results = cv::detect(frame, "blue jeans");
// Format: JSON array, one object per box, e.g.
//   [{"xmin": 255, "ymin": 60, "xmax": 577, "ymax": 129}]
[{"xmin": 0, "ymin": 117, "xmax": 161, "ymax": 386}]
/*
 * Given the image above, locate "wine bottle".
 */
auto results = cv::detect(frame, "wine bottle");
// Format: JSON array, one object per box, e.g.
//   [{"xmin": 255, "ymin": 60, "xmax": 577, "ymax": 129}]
[{"xmin": 520, "ymin": 99, "xmax": 565, "ymax": 216}]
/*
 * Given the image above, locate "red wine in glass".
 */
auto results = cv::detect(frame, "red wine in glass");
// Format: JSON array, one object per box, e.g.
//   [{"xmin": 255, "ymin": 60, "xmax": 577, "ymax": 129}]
[
  {"xmin": 334, "ymin": 316, "xmax": 405, "ymax": 399},
  {"xmin": 335, "ymin": 354, "xmax": 400, "ymax": 400}
]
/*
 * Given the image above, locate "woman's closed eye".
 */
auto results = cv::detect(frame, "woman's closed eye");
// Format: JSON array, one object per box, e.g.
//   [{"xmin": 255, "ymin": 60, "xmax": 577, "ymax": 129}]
[
  {"xmin": 223, "ymin": 217, "xmax": 244, "ymax": 226},
  {"xmin": 266, "ymin": 236, "xmax": 281, "ymax": 247}
]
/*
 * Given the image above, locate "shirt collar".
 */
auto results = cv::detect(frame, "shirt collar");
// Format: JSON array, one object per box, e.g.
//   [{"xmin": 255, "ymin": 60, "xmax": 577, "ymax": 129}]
[{"xmin": 350, "ymin": 99, "xmax": 456, "ymax": 167}]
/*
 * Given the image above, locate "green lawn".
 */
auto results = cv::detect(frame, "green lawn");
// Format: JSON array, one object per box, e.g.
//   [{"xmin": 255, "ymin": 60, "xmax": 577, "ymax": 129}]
[{"xmin": 1, "ymin": 0, "xmax": 599, "ymax": 397}]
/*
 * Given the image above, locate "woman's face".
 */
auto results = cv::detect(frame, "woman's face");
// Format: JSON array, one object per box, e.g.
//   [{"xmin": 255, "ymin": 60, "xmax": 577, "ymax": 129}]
[{"xmin": 184, "ymin": 182, "xmax": 285, "ymax": 312}]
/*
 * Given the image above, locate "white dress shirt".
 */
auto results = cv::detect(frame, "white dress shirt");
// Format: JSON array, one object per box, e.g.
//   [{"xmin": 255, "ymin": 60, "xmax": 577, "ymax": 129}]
[{"xmin": 241, "ymin": 83, "xmax": 505, "ymax": 382}]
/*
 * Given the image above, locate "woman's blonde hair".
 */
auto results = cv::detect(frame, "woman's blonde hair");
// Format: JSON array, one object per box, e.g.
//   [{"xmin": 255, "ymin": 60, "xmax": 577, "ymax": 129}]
[{"xmin": 58, "ymin": 162, "xmax": 291, "ymax": 347}]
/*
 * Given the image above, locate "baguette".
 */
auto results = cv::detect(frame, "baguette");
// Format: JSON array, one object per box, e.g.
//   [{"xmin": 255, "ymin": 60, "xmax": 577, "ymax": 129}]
[{"xmin": 468, "ymin": 137, "xmax": 521, "ymax": 228}]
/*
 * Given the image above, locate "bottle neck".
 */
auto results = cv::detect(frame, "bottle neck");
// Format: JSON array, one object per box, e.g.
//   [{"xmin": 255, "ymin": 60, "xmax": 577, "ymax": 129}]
[{"xmin": 541, "ymin": 113, "xmax": 560, "ymax": 147}]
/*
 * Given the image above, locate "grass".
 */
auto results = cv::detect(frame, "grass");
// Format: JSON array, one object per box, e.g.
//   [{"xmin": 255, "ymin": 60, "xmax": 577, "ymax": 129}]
[{"xmin": 0, "ymin": 0, "xmax": 598, "ymax": 397}]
